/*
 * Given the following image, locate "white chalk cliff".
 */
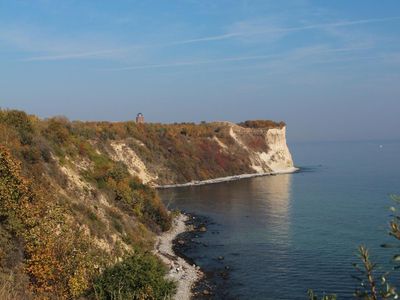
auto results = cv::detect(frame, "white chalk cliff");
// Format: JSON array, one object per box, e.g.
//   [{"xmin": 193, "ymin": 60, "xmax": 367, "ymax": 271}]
[{"xmin": 228, "ymin": 123, "xmax": 296, "ymax": 174}]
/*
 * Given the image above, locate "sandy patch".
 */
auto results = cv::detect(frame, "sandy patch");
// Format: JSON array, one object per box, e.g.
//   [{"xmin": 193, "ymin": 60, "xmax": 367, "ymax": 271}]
[{"xmin": 110, "ymin": 141, "xmax": 157, "ymax": 184}]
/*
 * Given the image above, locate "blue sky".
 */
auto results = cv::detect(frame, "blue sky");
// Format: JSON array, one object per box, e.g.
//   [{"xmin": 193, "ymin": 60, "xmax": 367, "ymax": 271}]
[{"xmin": 0, "ymin": 0, "xmax": 399, "ymax": 141}]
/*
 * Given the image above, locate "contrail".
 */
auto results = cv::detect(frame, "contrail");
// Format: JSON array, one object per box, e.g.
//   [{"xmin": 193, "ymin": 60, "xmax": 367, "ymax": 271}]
[
  {"xmin": 22, "ymin": 16, "xmax": 399, "ymax": 62},
  {"xmin": 21, "ymin": 48, "xmax": 126, "ymax": 61},
  {"xmin": 108, "ymin": 46, "xmax": 372, "ymax": 71},
  {"xmin": 164, "ymin": 16, "xmax": 400, "ymax": 46}
]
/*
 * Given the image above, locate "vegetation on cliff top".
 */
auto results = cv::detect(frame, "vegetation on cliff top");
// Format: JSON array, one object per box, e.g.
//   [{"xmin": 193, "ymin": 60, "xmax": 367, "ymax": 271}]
[{"xmin": 238, "ymin": 120, "xmax": 286, "ymax": 129}]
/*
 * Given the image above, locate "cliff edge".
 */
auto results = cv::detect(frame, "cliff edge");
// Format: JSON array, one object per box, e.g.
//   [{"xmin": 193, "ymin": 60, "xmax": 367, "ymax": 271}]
[{"xmin": 228, "ymin": 123, "xmax": 295, "ymax": 174}]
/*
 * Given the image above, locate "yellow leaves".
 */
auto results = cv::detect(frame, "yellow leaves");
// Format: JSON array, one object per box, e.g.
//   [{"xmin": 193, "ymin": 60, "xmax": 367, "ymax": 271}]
[
  {"xmin": 0, "ymin": 146, "xmax": 106, "ymax": 299},
  {"xmin": 68, "ymin": 265, "xmax": 90, "ymax": 297},
  {"xmin": 24, "ymin": 218, "xmax": 104, "ymax": 298}
]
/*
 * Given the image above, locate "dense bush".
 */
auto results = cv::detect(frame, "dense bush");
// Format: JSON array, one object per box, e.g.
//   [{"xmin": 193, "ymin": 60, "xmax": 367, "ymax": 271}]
[
  {"xmin": 92, "ymin": 251, "xmax": 176, "ymax": 300},
  {"xmin": 238, "ymin": 120, "xmax": 286, "ymax": 129},
  {"xmin": 0, "ymin": 109, "xmax": 34, "ymax": 145},
  {"xmin": 43, "ymin": 117, "xmax": 72, "ymax": 145}
]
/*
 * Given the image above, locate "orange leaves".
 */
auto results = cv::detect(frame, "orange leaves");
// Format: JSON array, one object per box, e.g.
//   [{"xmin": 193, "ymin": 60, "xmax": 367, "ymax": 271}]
[{"xmin": 43, "ymin": 117, "xmax": 71, "ymax": 145}]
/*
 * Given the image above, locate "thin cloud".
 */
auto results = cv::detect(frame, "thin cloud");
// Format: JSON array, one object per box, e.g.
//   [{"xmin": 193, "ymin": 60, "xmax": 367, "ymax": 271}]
[
  {"xmin": 20, "ymin": 34, "xmax": 240, "ymax": 62},
  {"xmin": 107, "ymin": 54, "xmax": 280, "ymax": 71},
  {"xmin": 256, "ymin": 16, "xmax": 400, "ymax": 34},
  {"xmin": 164, "ymin": 16, "xmax": 400, "ymax": 46},
  {"xmin": 21, "ymin": 49, "xmax": 126, "ymax": 61},
  {"xmin": 164, "ymin": 33, "xmax": 241, "ymax": 46},
  {"xmin": 19, "ymin": 16, "xmax": 399, "ymax": 62},
  {"xmin": 107, "ymin": 46, "xmax": 373, "ymax": 71}
]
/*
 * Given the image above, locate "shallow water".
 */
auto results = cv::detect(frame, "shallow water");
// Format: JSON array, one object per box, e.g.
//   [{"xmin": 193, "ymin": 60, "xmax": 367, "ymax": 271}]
[{"xmin": 159, "ymin": 140, "xmax": 400, "ymax": 299}]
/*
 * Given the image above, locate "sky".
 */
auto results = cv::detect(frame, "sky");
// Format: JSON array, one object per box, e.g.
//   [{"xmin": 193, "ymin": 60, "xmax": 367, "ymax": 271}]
[{"xmin": 0, "ymin": 0, "xmax": 399, "ymax": 142}]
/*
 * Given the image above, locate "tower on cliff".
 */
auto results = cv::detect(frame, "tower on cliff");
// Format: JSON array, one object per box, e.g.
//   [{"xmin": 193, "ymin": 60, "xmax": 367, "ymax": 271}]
[{"xmin": 136, "ymin": 113, "xmax": 145, "ymax": 124}]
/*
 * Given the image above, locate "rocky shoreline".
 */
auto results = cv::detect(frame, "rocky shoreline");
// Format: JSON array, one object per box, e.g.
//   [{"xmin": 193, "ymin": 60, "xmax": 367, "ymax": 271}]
[
  {"xmin": 155, "ymin": 212, "xmax": 229, "ymax": 299},
  {"xmin": 154, "ymin": 213, "xmax": 203, "ymax": 300},
  {"xmin": 172, "ymin": 213, "xmax": 235, "ymax": 299}
]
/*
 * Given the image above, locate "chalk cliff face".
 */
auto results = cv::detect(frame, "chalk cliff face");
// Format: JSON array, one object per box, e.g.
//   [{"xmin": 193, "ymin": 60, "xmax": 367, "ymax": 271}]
[
  {"xmin": 263, "ymin": 127, "xmax": 295, "ymax": 172},
  {"xmin": 228, "ymin": 124, "xmax": 295, "ymax": 174}
]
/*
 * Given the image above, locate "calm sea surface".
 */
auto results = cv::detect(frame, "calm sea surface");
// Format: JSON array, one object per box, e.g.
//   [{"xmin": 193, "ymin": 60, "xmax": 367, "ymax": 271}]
[{"xmin": 159, "ymin": 141, "xmax": 400, "ymax": 299}]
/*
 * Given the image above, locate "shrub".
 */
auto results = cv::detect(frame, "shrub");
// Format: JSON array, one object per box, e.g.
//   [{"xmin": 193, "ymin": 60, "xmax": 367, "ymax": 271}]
[
  {"xmin": 238, "ymin": 120, "xmax": 286, "ymax": 129},
  {"xmin": 0, "ymin": 110, "xmax": 34, "ymax": 145},
  {"xmin": 43, "ymin": 117, "xmax": 71, "ymax": 146},
  {"xmin": 92, "ymin": 251, "xmax": 176, "ymax": 300}
]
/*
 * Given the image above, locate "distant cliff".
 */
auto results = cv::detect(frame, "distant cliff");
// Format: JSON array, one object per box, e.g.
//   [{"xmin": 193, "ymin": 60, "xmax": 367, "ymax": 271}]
[{"xmin": 105, "ymin": 121, "xmax": 296, "ymax": 185}]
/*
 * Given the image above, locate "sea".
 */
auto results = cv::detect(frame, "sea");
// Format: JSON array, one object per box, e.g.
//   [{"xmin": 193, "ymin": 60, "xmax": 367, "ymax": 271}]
[{"xmin": 159, "ymin": 140, "xmax": 400, "ymax": 299}]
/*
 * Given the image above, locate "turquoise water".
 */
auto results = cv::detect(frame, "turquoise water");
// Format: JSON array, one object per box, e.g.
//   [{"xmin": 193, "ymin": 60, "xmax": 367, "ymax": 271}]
[{"xmin": 159, "ymin": 141, "xmax": 400, "ymax": 299}]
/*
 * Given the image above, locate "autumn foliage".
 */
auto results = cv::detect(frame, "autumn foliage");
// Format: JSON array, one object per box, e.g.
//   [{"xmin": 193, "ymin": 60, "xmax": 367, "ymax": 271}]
[
  {"xmin": 0, "ymin": 108, "xmax": 281, "ymax": 298},
  {"xmin": 0, "ymin": 146, "xmax": 103, "ymax": 298},
  {"xmin": 0, "ymin": 109, "xmax": 175, "ymax": 299}
]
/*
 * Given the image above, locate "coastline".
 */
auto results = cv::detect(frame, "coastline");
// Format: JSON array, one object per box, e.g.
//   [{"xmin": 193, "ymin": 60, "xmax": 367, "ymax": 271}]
[
  {"xmin": 156, "ymin": 167, "xmax": 299, "ymax": 189},
  {"xmin": 154, "ymin": 167, "xmax": 299, "ymax": 298},
  {"xmin": 154, "ymin": 213, "xmax": 203, "ymax": 300}
]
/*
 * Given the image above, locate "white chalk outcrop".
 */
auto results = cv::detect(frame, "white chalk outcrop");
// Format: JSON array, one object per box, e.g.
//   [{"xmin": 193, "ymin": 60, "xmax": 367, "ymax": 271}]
[
  {"xmin": 252, "ymin": 127, "xmax": 295, "ymax": 173},
  {"xmin": 229, "ymin": 124, "xmax": 296, "ymax": 174}
]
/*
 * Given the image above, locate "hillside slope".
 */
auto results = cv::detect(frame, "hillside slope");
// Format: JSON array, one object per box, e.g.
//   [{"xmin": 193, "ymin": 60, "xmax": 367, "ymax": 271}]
[{"xmin": 0, "ymin": 110, "xmax": 174, "ymax": 299}]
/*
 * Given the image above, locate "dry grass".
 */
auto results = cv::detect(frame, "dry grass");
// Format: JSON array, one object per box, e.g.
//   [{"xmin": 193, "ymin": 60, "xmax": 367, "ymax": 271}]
[{"xmin": 0, "ymin": 272, "xmax": 31, "ymax": 300}]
